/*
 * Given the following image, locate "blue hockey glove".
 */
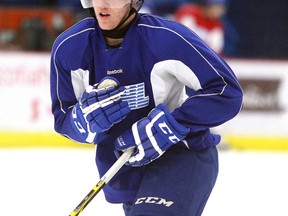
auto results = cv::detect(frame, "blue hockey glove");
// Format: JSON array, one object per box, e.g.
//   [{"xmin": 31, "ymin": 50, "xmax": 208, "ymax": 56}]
[
  {"xmin": 71, "ymin": 77, "xmax": 131, "ymax": 143},
  {"xmin": 115, "ymin": 103, "xmax": 190, "ymax": 166}
]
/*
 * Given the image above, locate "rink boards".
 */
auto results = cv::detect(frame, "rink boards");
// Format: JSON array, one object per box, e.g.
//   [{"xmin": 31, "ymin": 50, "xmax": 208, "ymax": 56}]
[{"xmin": 0, "ymin": 52, "xmax": 287, "ymax": 150}]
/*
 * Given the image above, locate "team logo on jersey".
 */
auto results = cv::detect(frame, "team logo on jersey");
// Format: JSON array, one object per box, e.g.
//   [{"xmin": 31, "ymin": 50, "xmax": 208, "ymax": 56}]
[{"xmin": 121, "ymin": 82, "xmax": 149, "ymax": 110}]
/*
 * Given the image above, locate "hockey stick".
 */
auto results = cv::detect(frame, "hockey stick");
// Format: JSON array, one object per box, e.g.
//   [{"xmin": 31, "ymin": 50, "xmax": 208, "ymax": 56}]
[{"xmin": 69, "ymin": 148, "xmax": 134, "ymax": 216}]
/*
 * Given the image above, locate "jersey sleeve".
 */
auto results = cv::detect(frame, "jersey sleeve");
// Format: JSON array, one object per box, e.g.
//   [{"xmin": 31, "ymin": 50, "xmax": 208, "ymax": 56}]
[
  {"xmin": 50, "ymin": 19, "xmax": 107, "ymax": 144},
  {"xmin": 147, "ymin": 22, "xmax": 243, "ymax": 150},
  {"xmin": 50, "ymin": 43, "xmax": 84, "ymax": 143}
]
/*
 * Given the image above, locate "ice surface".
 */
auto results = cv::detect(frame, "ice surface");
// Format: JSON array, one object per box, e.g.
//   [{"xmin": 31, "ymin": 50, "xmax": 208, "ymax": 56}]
[{"xmin": 1, "ymin": 148, "xmax": 288, "ymax": 216}]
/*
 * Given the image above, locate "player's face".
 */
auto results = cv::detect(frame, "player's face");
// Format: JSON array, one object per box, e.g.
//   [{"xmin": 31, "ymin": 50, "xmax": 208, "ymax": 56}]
[{"xmin": 93, "ymin": 0, "xmax": 131, "ymax": 30}]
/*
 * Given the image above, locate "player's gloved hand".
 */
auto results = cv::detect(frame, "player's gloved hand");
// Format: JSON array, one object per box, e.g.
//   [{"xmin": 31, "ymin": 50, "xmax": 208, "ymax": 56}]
[
  {"xmin": 115, "ymin": 103, "xmax": 190, "ymax": 166},
  {"xmin": 71, "ymin": 76, "xmax": 131, "ymax": 143}
]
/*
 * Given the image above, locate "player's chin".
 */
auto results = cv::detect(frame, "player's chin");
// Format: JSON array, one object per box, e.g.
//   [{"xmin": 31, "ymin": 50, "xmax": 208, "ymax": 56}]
[
  {"xmin": 96, "ymin": 17, "xmax": 115, "ymax": 30},
  {"xmin": 98, "ymin": 22, "xmax": 116, "ymax": 31}
]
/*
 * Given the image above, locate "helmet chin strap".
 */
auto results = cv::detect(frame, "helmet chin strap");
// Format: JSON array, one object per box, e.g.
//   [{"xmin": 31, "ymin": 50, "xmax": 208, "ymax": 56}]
[{"xmin": 101, "ymin": 0, "xmax": 144, "ymax": 39}]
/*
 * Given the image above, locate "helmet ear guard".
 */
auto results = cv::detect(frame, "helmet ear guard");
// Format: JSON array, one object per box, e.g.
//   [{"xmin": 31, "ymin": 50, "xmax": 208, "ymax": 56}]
[{"xmin": 80, "ymin": 0, "xmax": 93, "ymax": 8}]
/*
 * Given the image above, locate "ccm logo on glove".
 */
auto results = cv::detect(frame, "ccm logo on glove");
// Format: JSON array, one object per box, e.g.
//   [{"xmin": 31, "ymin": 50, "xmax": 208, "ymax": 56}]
[
  {"xmin": 115, "ymin": 103, "xmax": 190, "ymax": 166},
  {"xmin": 158, "ymin": 122, "xmax": 181, "ymax": 143},
  {"xmin": 116, "ymin": 136, "xmax": 126, "ymax": 147}
]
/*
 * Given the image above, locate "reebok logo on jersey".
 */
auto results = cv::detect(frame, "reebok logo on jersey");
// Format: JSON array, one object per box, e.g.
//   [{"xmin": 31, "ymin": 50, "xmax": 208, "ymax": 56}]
[
  {"xmin": 122, "ymin": 82, "xmax": 149, "ymax": 110},
  {"xmin": 107, "ymin": 68, "xmax": 124, "ymax": 75},
  {"xmin": 135, "ymin": 197, "xmax": 174, "ymax": 207}
]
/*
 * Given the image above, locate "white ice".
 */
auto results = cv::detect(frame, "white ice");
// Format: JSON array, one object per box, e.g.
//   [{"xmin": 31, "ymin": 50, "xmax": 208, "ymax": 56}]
[{"xmin": 1, "ymin": 148, "xmax": 288, "ymax": 216}]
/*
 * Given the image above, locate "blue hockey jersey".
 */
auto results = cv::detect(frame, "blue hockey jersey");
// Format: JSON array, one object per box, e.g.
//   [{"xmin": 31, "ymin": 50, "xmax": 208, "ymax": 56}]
[{"xmin": 50, "ymin": 13, "xmax": 243, "ymax": 203}]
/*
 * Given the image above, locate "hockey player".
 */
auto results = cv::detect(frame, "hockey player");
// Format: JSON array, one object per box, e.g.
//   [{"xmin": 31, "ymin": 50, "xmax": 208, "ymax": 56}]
[{"xmin": 50, "ymin": 0, "xmax": 243, "ymax": 215}]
